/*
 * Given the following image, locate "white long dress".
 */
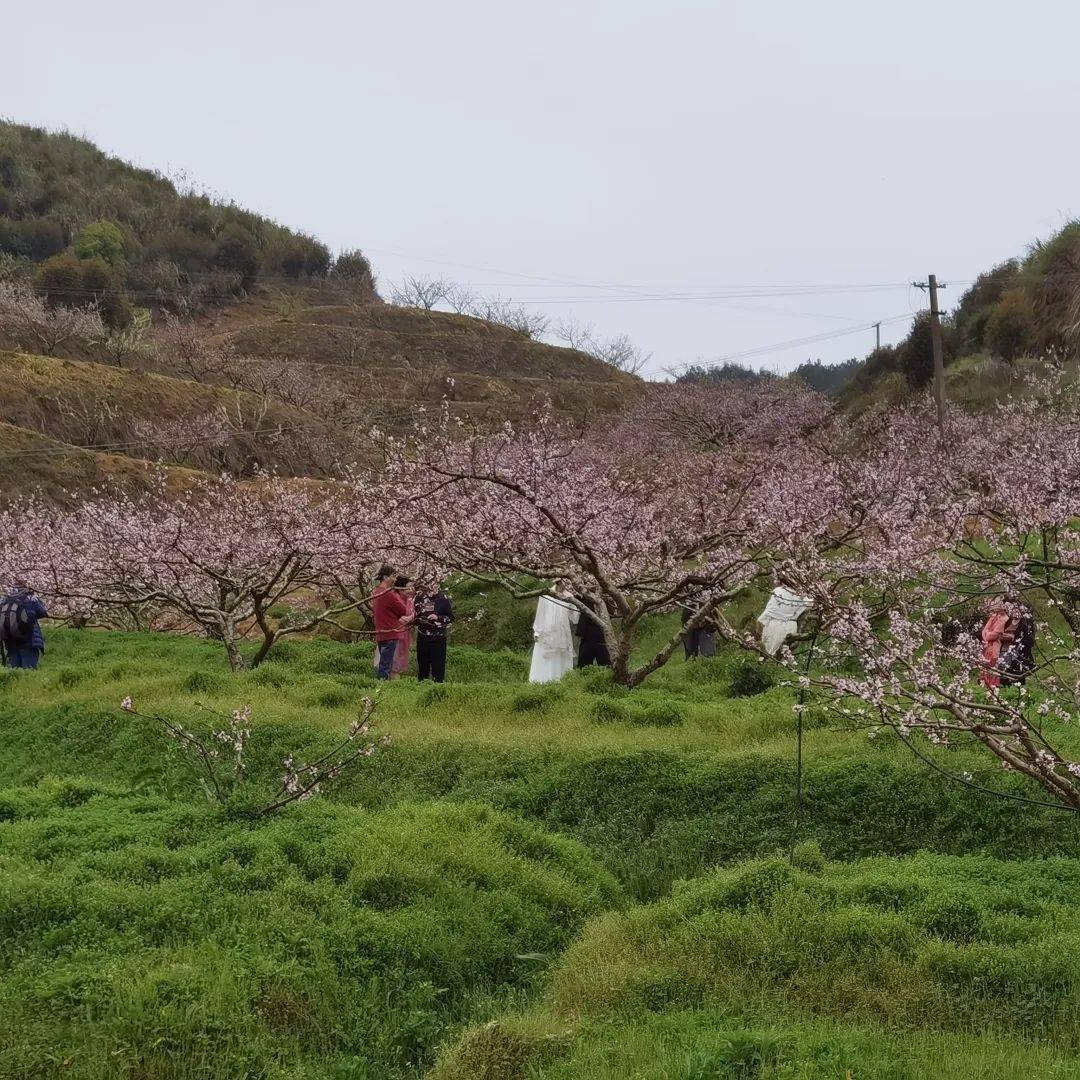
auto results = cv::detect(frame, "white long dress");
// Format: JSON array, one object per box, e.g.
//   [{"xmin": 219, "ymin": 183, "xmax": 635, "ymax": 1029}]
[
  {"xmin": 528, "ymin": 596, "xmax": 578, "ymax": 683},
  {"xmin": 757, "ymin": 586, "xmax": 812, "ymax": 656}
]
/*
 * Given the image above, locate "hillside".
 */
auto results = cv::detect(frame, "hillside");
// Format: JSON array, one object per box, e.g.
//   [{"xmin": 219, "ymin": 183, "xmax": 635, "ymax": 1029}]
[
  {"xmin": 203, "ymin": 290, "xmax": 642, "ymax": 425},
  {"xmin": 0, "ymin": 350, "xmax": 340, "ymax": 480},
  {"xmin": 0, "ymin": 124, "xmax": 643, "ymax": 498},
  {"xmin": 0, "ymin": 421, "xmax": 201, "ymax": 503},
  {"xmin": 0, "ymin": 120, "xmax": 375, "ymax": 315},
  {"xmin": 835, "ymin": 221, "xmax": 1080, "ymax": 411}
]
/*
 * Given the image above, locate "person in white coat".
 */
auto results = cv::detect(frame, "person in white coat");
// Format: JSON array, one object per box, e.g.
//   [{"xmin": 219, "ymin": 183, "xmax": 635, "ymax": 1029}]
[
  {"xmin": 529, "ymin": 594, "xmax": 578, "ymax": 683},
  {"xmin": 757, "ymin": 586, "xmax": 812, "ymax": 656}
]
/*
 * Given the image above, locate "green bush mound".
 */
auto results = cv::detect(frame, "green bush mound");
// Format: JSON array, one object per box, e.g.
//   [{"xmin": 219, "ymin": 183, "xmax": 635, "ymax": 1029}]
[
  {"xmin": 436, "ymin": 853, "xmax": 1080, "ymax": 1078},
  {"xmin": 6, "ymin": 629, "xmax": 1080, "ymax": 905},
  {"xmin": 0, "ymin": 782, "xmax": 621, "ymax": 1079},
  {"xmin": 436, "ymin": 1010, "xmax": 1080, "ymax": 1080}
]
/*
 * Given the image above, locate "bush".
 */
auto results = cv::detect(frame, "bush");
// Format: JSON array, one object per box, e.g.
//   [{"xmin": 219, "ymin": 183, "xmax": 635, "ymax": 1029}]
[
  {"xmin": 0, "ymin": 216, "xmax": 64, "ymax": 259},
  {"xmin": 631, "ymin": 700, "xmax": 685, "ymax": 727},
  {"xmin": 896, "ymin": 311, "xmax": 956, "ymax": 388},
  {"xmin": 984, "ymin": 288, "xmax": 1035, "ymax": 362},
  {"xmin": 73, "ymin": 220, "xmax": 126, "ymax": 267},
  {"xmin": 147, "ymin": 228, "xmax": 215, "ymax": 272},
  {"xmin": 953, "ymin": 259, "xmax": 1021, "ymax": 352},
  {"xmin": 728, "ymin": 659, "xmax": 773, "ymax": 697},
  {"xmin": 913, "ymin": 891, "xmax": 983, "ymax": 943},
  {"xmin": 591, "ymin": 696, "xmax": 631, "ymax": 724},
  {"xmin": 511, "ymin": 685, "xmax": 564, "ymax": 713},
  {"xmin": 212, "ymin": 225, "xmax": 259, "ymax": 287}
]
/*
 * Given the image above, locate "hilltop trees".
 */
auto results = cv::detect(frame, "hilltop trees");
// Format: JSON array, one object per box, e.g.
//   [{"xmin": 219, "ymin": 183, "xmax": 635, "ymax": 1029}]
[{"xmin": 0, "ymin": 121, "xmax": 345, "ymax": 315}]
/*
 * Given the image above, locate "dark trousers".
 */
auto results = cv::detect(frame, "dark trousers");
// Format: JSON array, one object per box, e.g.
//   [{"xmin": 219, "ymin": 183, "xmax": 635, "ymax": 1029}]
[
  {"xmin": 683, "ymin": 630, "xmax": 717, "ymax": 659},
  {"xmin": 417, "ymin": 637, "xmax": 447, "ymax": 682},
  {"xmin": 578, "ymin": 639, "xmax": 611, "ymax": 668},
  {"xmin": 376, "ymin": 640, "xmax": 397, "ymax": 680},
  {"xmin": 4, "ymin": 646, "xmax": 41, "ymax": 669}
]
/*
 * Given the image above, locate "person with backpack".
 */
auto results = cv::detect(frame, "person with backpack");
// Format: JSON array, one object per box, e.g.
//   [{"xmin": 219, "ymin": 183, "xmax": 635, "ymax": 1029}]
[{"xmin": 1, "ymin": 583, "xmax": 48, "ymax": 670}]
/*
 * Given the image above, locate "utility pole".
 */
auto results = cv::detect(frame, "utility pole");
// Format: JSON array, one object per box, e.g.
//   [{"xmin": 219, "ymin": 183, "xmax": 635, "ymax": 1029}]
[
  {"xmin": 912, "ymin": 275, "xmax": 947, "ymax": 430},
  {"xmin": 874, "ymin": 321, "xmax": 881, "ymax": 350}
]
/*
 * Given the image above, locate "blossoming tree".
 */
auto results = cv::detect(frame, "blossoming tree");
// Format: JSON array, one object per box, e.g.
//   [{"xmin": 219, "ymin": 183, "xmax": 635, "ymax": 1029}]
[
  {"xmin": 759, "ymin": 389, "xmax": 1080, "ymax": 809},
  {"xmin": 391, "ymin": 398, "xmax": 847, "ymax": 688},
  {"xmin": 0, "ymin": 474, "xmax": 399, "ymax": 670}
]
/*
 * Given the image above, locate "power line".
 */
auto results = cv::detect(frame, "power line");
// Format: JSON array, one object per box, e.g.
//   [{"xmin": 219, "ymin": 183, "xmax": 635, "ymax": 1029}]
[{"xmin": 667, "ymin": 312, "xmax": 917, "ymax": 371}]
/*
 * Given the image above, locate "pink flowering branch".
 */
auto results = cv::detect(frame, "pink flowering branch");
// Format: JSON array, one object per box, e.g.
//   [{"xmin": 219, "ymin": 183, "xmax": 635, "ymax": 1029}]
[{"xmin": 119, "ymin": 694, "xmax": 387, "ymax": 815}]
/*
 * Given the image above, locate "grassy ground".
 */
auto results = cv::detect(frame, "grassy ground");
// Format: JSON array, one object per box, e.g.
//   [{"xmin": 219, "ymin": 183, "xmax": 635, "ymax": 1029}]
[{"xmin": 3, "ymin": 627, "xmax": 1080, "ymax": 1077}]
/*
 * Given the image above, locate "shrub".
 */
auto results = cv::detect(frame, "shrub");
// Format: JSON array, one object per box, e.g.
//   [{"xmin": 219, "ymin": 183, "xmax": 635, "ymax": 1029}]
[
  {"xmin": 181, "ymin": 669, "xmax": 226, "ymax": 695},
  {"xmin": 511, "ymin": 685, "xmax": 564, "ymax": 713},
  {"xmin": 953, "ymin": 259, "xmax": 1021, "ymax": 352},
  {"xmin": 0, "ymin": 216, "xmax": 64, "ymax": 259},
  {"xmin": 728, "ymin": 659, "xmax": 773, "ymax": 697},
  {"xmin": 34, "ymin": 252, "xmax": 84, "ymax": 304},
  {"xmin": 631, "ymin": 700, "xmax": 684, "ymax": 727},
  {"xmin": 984, "ymin": 288, "xmax": 1035, "ymax": 362},
  {"xmin": 212, "ymin": 225, "xmax": 259, "ymax": 287},
  {"xmin": 791, "ymin": 839, "xmax": 826, "ymax": 873},
  {"xmin": 912, "ymin": 891, "xmax": 983, "ymax": 943},
  {"xmin": 591, "ymin": 696, "xmax": 631, "ymax": 724},
  {"xmin": 896, "ymin": 311, "xmax": 955, "ymax": 388},
  {"xmin": 73, "ymin": 220, "xmax": 126, "ymax": 267}
]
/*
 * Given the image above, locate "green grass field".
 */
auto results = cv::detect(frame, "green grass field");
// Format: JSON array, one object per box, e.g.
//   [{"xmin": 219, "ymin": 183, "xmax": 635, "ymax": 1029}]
[{"xmin": 3, "ymin": 626, "xmax": 1080, "ymax": 1078}]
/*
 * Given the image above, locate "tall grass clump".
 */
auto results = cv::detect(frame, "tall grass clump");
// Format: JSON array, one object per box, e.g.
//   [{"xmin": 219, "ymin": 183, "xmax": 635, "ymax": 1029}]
[{"xmin": 0, "ymin": 783, "xmax": 621, "ymax": 1078}]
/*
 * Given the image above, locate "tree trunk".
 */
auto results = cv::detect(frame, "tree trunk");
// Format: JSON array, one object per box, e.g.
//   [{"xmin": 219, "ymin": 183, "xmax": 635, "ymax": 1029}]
[{"xmin": 249, "ymin": 599, "xmax": 277, "ymax": 668}]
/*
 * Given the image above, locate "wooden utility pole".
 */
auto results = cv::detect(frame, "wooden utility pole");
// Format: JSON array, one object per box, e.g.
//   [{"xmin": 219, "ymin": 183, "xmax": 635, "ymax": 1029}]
[
  {"xmin": 874, "ymin": 321, "xmax": 881, "ymax": 350},
  {"xmin": 913, "ymin": 275, "xmax": 947, "ymax": 429}
]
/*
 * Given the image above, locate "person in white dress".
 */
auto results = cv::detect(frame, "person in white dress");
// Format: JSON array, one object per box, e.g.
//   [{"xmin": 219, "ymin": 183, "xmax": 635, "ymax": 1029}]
[
  {"xmin": 528, "ymin": 594, "xmax": 578, "ymax": 683},
  {"xmin": 757, "ymin": 586, "xmax": 812, "ymax": 656}
]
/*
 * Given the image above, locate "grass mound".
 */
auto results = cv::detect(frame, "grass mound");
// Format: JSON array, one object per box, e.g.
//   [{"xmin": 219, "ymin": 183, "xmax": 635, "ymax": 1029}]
[
  {"xmin": 0, "ymin": 782, "xmax": 620, "ymax": 1079},
  {"xmin": 7, "ymin": 630, "xmax": 1080, "ymax": 904},
  {"xmin": 436, "ymin": 852, "xmax": 1080, "ymax": 1078}
]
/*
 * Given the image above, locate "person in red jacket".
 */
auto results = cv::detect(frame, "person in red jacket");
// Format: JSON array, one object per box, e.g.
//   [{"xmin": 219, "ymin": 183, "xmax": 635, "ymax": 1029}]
[{"xmin": 372, "ymin": 565, "xmax": 409, "ymax": 680}]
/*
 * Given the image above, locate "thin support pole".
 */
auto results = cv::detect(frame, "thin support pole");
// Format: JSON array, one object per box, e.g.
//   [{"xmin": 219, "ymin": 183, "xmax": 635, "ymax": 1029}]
[{"xmin": 789, "ymin": 627, "xmax": 819, "ymax": 863}]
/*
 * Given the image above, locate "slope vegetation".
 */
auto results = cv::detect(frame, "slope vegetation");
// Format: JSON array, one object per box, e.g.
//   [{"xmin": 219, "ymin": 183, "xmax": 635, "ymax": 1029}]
[
  {"xmin": 207, "ymin": 291, "xmax": 643, "ymax": 427},
  {"xmin": 0, "ymin": 421, "xmax": 201, "ymax": 504},
  {"xmin": 0, "ymin": 350, "xmax": 338, "ymax": 487}
]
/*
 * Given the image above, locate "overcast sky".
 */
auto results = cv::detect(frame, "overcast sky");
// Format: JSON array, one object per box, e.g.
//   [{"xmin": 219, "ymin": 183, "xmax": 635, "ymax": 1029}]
[{"xmin": 8, "ymin": 0, "xmax": 1080, "ymax": 377}]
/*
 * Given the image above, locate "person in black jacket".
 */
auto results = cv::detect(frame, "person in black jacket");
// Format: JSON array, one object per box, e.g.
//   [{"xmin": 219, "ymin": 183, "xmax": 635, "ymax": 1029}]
[
  {"xmin": 680, "ymin": 603, "xmax": 718, "ymax": 659},
  {"xmin": 999, "ymin": 605, "xmax": 1036, "ymax": 687},
  {"xmin": 414, "ymin": 582, "xmax": 454, "ymax": 682},
  {"xmin": 575, "ymin": 595, "xmax": 611, "ymax": 668}
]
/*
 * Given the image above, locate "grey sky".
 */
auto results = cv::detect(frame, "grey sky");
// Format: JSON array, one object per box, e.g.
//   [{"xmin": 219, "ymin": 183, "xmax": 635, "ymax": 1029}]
[{"xmin": 8, "ymin": 0, "xmax": 1080, "ymax": 378}]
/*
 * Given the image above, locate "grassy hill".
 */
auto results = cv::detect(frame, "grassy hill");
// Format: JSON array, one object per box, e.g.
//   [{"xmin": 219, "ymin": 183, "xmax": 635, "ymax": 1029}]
[
  {"xmin": 0, "ymin": 120, "xmax": 372, "ymax": 314},
  {"xmin": 0, "ymin": 349, "xmax": 344, "ymax": 490},
  {"xmin": 0, "ymin": 123, "xmax": 642, "ymax": 497},
  {"xmin": 4, "ymin": 627, "xmax": 1080, "ymax": 1077}
]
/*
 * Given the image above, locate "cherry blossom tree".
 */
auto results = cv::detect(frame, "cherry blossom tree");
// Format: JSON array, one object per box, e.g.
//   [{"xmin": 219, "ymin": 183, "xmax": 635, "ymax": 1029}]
[
  {"xmin": 748, "ymin": 388, "xmax": 1080, "ymax": 810},
  {"xmin": 610, "ymin": 376, "xmax": 832, "ymax": 453},
  {"xmin": 0, "ymin": 475, "xmax": 403, "ymax": 670},
  {"xmin": 390, "ymin": 403, "xmax": 844, "ymax": 688},
  {"xmin": 0, "ymin": 280, "xmax": 105, "ymax": 356}
]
